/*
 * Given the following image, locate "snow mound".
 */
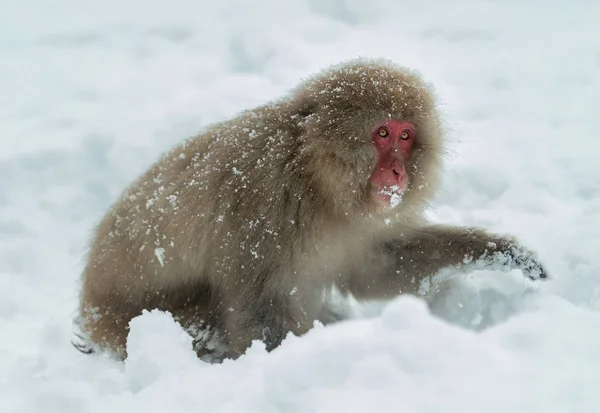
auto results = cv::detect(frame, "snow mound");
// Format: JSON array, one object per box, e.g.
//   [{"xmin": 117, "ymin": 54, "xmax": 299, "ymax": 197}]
[
  {"xmin": 64, "ymin": 296, "xmax": 600, "ymax": 412},
  {"xmin": 124, "ymin": 310, "xmax": 200, "ymax": 391}
]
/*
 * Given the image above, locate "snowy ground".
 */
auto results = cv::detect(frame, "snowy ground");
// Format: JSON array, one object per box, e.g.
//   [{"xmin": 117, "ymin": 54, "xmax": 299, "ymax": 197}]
[{"xmin": 2, "ymin": 0, "xmax": 600, "ymax": 412}]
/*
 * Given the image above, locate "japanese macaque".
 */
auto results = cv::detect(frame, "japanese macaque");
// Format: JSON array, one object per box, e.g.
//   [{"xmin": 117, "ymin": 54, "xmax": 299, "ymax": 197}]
[{"xmin": 73, "ymin": 58, "xmax": 548, "ymax": 362}]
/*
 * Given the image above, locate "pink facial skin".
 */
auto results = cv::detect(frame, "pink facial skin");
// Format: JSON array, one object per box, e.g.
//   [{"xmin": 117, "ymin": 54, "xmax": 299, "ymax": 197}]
[{"xmin": 368, "ymin": 119, "xmax": 416, "ymax": 207}]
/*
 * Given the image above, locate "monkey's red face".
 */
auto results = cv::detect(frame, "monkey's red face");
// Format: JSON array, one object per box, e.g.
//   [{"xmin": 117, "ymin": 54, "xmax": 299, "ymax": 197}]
[{"xmin": 368, "ymin": 119, "xmax": 415, "ymax": 208}]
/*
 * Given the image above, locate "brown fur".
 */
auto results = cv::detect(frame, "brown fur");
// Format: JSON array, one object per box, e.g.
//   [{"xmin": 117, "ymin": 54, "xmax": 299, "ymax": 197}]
[{"xmin": 74, "ymin": 58, "xmax": 547, "ymax": 361}]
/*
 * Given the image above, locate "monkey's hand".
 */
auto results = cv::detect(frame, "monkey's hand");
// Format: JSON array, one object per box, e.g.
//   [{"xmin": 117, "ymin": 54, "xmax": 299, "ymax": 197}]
[{"xmin": 492, "ymin": 241, "xmax": 549, "ymax": 281}]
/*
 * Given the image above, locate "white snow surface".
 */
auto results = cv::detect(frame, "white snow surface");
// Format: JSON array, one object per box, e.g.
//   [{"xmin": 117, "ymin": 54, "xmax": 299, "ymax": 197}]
[{"xmin": 2, "ymin": 0, "xmax": 600, "ymax": 412}]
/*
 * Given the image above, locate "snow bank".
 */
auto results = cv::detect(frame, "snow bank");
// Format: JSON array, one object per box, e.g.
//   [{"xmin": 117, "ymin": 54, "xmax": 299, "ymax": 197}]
[
  {"xmin": 7, "ymin": 294, "xmax": 600, "ymax": 412},
  {"xmin": 2, "ymin": 0, "xmax": 600, "ymax": 412}
]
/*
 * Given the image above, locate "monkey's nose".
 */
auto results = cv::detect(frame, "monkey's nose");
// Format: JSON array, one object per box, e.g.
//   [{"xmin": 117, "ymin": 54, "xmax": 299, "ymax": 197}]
[{"xmin": 392, "ymin": 162, "xmax": 406, "ymax": 178}]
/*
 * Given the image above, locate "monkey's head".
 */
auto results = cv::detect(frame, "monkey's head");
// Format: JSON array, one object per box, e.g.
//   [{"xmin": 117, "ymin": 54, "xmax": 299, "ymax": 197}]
[{"xmin": 289, "ymin": 58, "xmax": 445, "ymax": 218}]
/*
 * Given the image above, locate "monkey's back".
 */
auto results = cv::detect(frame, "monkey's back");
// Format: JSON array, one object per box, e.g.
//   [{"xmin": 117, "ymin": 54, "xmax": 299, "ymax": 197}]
[{"xmin": 77, "ymin": 101, "xmax": 325, "ymax": 356}]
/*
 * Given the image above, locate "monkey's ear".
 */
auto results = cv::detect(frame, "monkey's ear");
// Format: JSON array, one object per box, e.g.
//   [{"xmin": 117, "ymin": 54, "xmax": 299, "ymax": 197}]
[{"xmin": 296, "ymin": 100, "xmax": 318, "ymax": 118}]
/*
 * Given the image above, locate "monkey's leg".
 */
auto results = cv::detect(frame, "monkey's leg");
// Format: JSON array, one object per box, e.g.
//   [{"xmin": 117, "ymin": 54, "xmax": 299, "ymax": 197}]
[
  {"xmin": 220, "ymin": 301, "xmax": 277, "ymax": 359},
  {"xmin": 220, "ymin": 290, "xmax": 320, "ymax": 359},
  {"xmin": 342, "ymin": 224, "xmax": 548, "ymax": 300}
]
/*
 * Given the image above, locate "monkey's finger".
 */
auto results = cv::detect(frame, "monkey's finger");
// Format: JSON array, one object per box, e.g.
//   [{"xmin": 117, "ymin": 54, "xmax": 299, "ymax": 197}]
[
  {"xmin": 71, "ymin": 332, "xmax": 95, "ymax": 354},
  {"xmin": 520, "ymin": 260, "xmax": 549, "ymax": 281},
  {"xmin": 504, "ymin": 246, "xmax": 549, "ymax": 281}
]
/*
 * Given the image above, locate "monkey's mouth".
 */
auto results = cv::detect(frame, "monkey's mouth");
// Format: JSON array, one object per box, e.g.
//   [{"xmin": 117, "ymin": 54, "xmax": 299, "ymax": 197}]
[{"xmin": 372, "ymin": 183, "xmax": 407, "ymax": 208}]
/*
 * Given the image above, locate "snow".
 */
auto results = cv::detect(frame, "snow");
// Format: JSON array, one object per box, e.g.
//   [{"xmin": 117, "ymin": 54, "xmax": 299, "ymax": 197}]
[{"xmin": 2, "ymin": 0, "xmax": 600, "ymax": 412}]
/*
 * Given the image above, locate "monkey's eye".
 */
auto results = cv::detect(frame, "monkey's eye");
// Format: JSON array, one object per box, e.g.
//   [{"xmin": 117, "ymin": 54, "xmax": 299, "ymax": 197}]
[
  {"xmin": 400, "ymin": 130, "xmax": 410, "ymax": 140},
  {"xmin": 377, "ymin": 127, "xmax": 389, "ymax": 138}
]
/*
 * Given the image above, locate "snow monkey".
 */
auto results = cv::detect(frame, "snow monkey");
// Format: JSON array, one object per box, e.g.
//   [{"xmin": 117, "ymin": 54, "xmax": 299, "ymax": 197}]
[{"xmin": 73, "ymin": 58, "xmax": 548, "ymax": 362}]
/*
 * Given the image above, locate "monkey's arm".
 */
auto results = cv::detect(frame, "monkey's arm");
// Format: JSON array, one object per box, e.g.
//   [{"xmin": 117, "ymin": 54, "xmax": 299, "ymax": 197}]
[{"xmin": 340, "ymin": 225, "xmax": 548, "ymax": 300}]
